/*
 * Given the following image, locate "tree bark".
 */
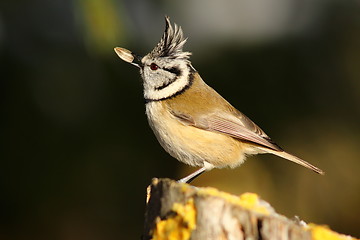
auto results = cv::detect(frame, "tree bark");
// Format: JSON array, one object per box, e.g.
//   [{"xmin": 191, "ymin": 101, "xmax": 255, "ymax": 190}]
[{"xmin": 142, "ymin": 178, "xmax": 357, "ymax": 240}]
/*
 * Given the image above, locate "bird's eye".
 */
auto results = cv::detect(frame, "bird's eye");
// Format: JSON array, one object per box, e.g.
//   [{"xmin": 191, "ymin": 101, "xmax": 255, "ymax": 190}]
[{"xmin": 150, "ymin": 63, "xmax": 159, "ymax": 71}]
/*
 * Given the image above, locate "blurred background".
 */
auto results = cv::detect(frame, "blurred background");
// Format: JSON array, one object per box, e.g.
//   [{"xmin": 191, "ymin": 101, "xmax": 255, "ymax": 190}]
[{"xmin": 1, "ymin": 0, "xmax": 359, "ymax": 239}]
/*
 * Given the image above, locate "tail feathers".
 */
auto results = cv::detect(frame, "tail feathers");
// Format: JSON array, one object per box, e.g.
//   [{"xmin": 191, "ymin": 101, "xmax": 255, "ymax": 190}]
[{"xmin": 266, "ymin": 149, "xmax": 325, "ymax": 175}]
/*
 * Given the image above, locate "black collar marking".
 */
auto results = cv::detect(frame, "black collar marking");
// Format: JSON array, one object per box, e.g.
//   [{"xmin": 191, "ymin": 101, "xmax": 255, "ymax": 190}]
[{"xmin": 144, "ymin": 71, "xmax": 195, "ymax": 104}]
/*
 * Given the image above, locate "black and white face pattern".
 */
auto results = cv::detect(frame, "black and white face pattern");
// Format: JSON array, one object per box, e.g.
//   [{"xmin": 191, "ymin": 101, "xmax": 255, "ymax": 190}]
[
  {"xmin": 140, "ymin": 55, "xmax": 193, "ymax": 102},
  {"xmin": 135, "ymin": 16, "xmax": 195, "ymax": 102}
]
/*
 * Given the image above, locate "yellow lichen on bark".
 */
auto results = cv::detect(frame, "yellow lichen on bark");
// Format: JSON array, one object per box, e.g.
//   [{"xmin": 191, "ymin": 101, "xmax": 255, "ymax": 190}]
[
  {"xmin": 195, "ymin": 186, "xmax": 272, "ymax": 215},
  {"xmin": 145, "ymin": 179, "xmax": 359, "ymax": 240},
  {"xmin": 152, "ymin": 199, "xmax": 196, "ymax": 240},
  {"xmin": 309, "ymin": 224, "xmax": 358, "ymax": 240},
  {"xmin": 237, "ymin": 192, "xmax": 271, "ymax": 215}
]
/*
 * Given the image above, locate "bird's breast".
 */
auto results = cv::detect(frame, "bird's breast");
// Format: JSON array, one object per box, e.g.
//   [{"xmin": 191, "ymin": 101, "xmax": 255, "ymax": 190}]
[{"xmin": 145, "ymin": 101, "xmax": 250, "ymax": 168}]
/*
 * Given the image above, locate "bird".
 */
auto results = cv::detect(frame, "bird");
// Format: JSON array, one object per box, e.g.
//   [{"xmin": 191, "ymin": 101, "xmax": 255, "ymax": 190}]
[{"xmin": 114, "ymin": 16, "xmax": 324, "ymax": 183}]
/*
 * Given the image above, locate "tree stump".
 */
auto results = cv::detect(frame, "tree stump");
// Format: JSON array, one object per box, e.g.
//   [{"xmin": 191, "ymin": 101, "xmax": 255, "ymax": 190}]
[{"xmin": 142, "ymin": 178, "xmax": 357, "ymax": 240}]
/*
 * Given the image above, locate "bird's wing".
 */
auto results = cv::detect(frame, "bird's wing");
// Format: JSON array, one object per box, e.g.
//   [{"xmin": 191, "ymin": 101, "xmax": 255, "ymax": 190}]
[
  {"xmin": 170, "ymin": 109, "xmax": 282, "ymax": 151},
  {"xmin": 171, "ymin": 109, "xmax": 325, "ymax": 175}
]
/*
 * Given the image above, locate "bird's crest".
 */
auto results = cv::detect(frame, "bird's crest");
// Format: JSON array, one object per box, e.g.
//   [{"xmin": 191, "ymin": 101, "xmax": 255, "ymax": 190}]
[{"xmin": 149, "ymin": 16, "xmax": 191, "ymax": 60}]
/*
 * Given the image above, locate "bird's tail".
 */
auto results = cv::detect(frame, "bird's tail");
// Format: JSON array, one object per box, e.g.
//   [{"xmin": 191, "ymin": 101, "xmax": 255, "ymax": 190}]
[{"xmin": 265, "ymin": 149, "xmax": 325, "ymax": 175}]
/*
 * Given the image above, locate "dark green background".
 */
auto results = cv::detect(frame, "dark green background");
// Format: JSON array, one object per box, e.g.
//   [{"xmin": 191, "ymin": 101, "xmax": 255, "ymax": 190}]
[{"xmin": 1, "ymin": 0, "xmax": 359, "ymax": 239}]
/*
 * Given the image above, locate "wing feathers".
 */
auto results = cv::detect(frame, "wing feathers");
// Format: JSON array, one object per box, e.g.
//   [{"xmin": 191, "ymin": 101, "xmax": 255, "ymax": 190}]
[
  {"xmin": 169, "ymin": 108, "xmax": 324, "ymax": 175},
  {"xmin": 171, "ymin": 110, "xmax": 281, "ymax": 151},
  {"xmin": 206, "ymin": 115, "xmax": 282, "ymax": 151}
]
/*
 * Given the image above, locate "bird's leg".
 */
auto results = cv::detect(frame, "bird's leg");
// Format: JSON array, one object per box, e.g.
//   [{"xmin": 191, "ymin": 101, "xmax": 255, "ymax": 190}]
[{"xmin": 177, "ymin": 167, "xmax": 206, "ymax": 183}]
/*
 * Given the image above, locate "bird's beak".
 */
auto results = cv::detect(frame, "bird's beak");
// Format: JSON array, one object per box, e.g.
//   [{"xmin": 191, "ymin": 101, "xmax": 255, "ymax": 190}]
[{"xmin": 114, "ymin": 47, "xmax": 142, "ymax": 68}]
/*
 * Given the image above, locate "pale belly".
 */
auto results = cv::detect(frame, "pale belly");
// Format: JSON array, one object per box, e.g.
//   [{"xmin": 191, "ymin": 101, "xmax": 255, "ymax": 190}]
[{"xmin": 146, "ymin": 102, "xmax": 250, "ymax": 168}]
